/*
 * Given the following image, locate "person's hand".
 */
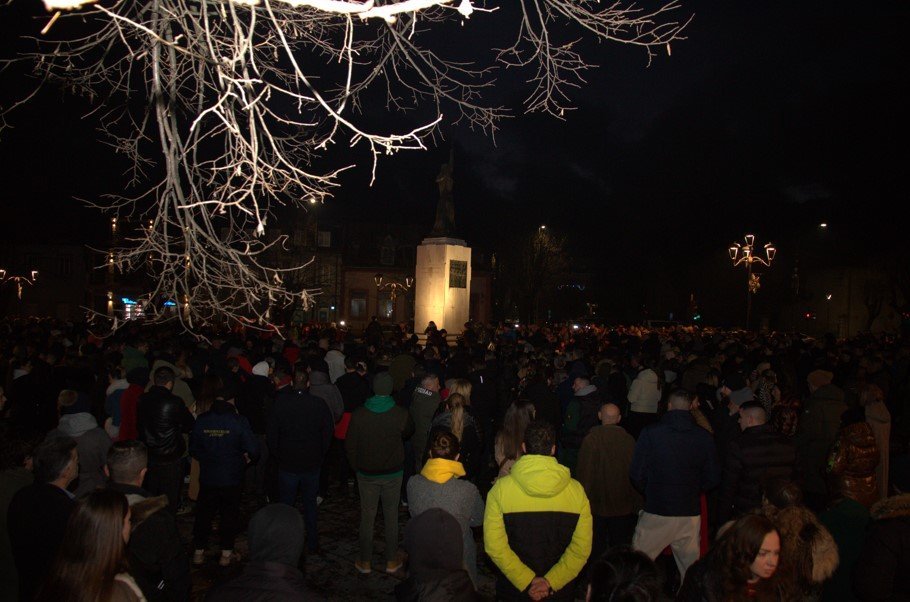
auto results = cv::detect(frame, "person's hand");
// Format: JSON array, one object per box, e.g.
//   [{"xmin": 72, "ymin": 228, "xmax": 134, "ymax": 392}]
[{"xmin": 528, "ymin": 577, "xmax": 551, "ymax": 600}]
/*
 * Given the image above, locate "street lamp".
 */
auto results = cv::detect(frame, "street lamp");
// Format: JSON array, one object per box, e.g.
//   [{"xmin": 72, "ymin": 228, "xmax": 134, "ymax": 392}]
[
  {"xmin": 0, "ymin": 269, "xmax": 39, "ymax": 300},
  {"xmin": 374, "ymin": 273, "xmax": 414, "ymax": 318},
  {"xmin": 729, "ymin": 234, "xmax": 776, "ymax": 330}
]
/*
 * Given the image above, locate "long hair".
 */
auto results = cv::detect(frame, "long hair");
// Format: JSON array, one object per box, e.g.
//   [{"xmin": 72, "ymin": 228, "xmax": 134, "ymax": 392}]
[
  {"xmin": 498, "ymin": 400, "xmax": 536, "ymax": 462},
  {"xmin": 445, "ymin": 393, "xmax": 468, "ymax": 440},
  {"xmin": 196, "ymin": 372, "xmax": 224, "ymax": 415},
  {"xmin": 447, "ymin": 378, "xmax": 472, "ymax": 405},
  {"xmin": 38, "ymin": 489, "xmax": 130, "ymax": 602},
  {"xmin": 708, "ymin": 514, "xmax": 780, "ymax": 599},
  {"xmin": 588, "ymin": 545, "xmax": 662, "ymax": 601}
]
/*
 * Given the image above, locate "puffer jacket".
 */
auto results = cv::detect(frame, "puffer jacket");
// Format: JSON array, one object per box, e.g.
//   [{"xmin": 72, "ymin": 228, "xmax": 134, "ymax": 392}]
[
  {"xmin": 854, "ymin": 494, "xmax": 910, "ymax": 600},
  {"xmin": 190, "ymin": 400, "xmax": 260, "ymax": 487},
  {"xmin": 138, "ymin": 386, "xmax": 195, "ymax": 463},
  {"xmin": 761, "ymin": 504, "xmax": 838, "ymax": 598},
  {"xmin": 484, "ymin": 454, "xmax": 592, "ymax": 601},
  {"xmin": 627, "ymin": 368, "xmax": 660, "ymax": 414},
  {"xmin": 827, "ymin": 421, "xmax": 879, "ymax": 508}
]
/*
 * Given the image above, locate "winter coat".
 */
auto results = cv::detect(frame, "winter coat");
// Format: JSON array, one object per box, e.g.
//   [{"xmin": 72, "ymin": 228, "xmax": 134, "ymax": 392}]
[
  {"xmin": 238, "ymin": 373, "xmax": 273, "ymax": 434},
  {"xmin": 854, "ymin": 494, "xmax": 910, "ymax": 600},
  {"xmin": 407, "ymin": 459, "xmax": 485, "ymax": 585},
  {"xmin": 484, "ymin": 454, "xmax": 592, "ymax": 601},
  {"xmin": 576, "ymin": 424, "xmax": 642, "ymax": 517},
  {"xmin": 325, "ymin": 349, "xmax": 346, "ymax": 384},
  {"xmin": 761, "ymin": 504, "xmax": 838, "ymax": 599},
  {"xmin": 819, "ymin": 497, "xmax": 869, "ymax": 602},
  {"xmin": 308, "ymin": 371, "xmax": 344, "ymax": 423},
  {"xmin": 717, "ymin": 423, "xmax": 797, "ymax": 524},
  {"xmin": 827, "ymin": 421, "xmax": 879, "ymax": 508},
  {"xmin": 105, "ymin": 379, "xmax": 130, "ymax": 438},
  {"xmin": 428, "ymin": 409, "xmax": 483, "ymax": 480},
  {"xmin": 46, "ymin": 413, "xmax": 113, "ymax": 498},
  {"xmin": 630, "ymin": 410, "xmax": 721, "ymax": 517},
  {"xmin": 149, "ymin": 360, "xmax": 195, "ymax": 410},
  {"xmin": 137, "ymin": 386, "xmax": 195, "ymax": 464},
  {"xmin": 190, "ymin": 401, "xmax": 259, "ymax": 487},
  {"xmin": 627, "ymin": 368, "xmax": 660, "ymax": 414},
  {"xmin": 394, "ymin": 569, "xmax": 481, "ymax": 602},
  {"xmin": 107, "ymin": 483, "xmax": 190, "ymax": 602},
  {"xmin": 677, "ymin": 548, "xmax": 786, "ymax": 602},
  {"xmin": 389, "ymin": 353, "xmax": 417, "ymax": 393},
  {"xmin": 0, "ymin": 467, "xmax": 32, "ymax": 601},
  {"xmin": 118, "ymin": 383, "xmax": 145, "ymax": 442},
  {"xmin": 205, "ymin": 562, "xmax": 315, "ymax": 601},
  {"xmin": 335, "ymin": 371, "xmax": 371, "ymax": 412},
  {"xmin": 267, "ymin": 389, "xmax": 334, "ymax": 473},
  {"xmin": 865, "ymin": 401, "xmax": 891, "ymax": 500},
  {"xmin": 345, "ymin": 395, "xmax": 415, "ymax": 476},
  {"xmin": 561, "ymin": 385, "xmax": 602, "ymax": 449},
  {"xmin": 795, "ymin": 384, "xmax": 847, "ymax": 495},
  {"xmin": 410, "ymin": 387, "xmax": 441, "ymax": 470},
  {"xmin": 121, "ymin": 346, "xmax": 149, "ymax": 374}
]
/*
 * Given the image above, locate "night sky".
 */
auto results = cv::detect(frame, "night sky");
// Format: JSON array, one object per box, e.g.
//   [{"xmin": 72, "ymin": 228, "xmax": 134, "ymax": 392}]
[{"xmin": 1, "ymin": 0, "xmax": 908, "ymax": 324}]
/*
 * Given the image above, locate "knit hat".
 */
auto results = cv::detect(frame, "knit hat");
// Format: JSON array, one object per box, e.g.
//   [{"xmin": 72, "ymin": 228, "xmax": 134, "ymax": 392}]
[
  {"xmin": 807, "ymin": 369, "xmax": 834, "ymax": 389},
  {"xmin": 252, "ymin": 361, "xmax": 270, "ymax": 377},
  {"xmin": 126, "ymin": 366, "xmax": 150, "ymax": 387},
  {"xmin": 373, "ymin": 372, "xmax": 394, "ymax": 396}
]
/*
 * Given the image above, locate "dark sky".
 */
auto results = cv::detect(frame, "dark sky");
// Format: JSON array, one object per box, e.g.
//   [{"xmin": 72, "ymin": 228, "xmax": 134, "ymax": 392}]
[{"xmin": 1, "ymin": 0, "xmax": 908, "ymax": 323}]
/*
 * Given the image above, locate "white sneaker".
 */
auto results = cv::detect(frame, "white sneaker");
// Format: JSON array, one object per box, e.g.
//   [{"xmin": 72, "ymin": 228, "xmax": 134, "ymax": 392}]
[{"xmin": 192, "ymin": 549, "xmax": 205, "ymax": 566}]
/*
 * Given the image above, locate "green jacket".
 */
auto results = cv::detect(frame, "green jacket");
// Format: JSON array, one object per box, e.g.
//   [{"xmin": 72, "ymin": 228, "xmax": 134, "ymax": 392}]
[
  {"xmin": 484, "ymin": 455, "xmax": 592, "ymax": 599},
  {"xmin": 345, "ymin": 395, "xmax": 415, "ymax": 476}
]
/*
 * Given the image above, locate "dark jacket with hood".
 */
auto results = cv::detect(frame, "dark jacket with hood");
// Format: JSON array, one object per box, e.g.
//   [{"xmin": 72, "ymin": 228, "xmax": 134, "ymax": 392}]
[
  {"xmin": 335, "ymin": 371, "xmax": 371, "ymax": 412},
  {"xmin": 561, "ymin": 385, "xmax": 602, "ymax": 449},
  {"xmin": 308, "ymin": 371, "xmax": 344, "ymax": 423},
  {"xmin": 346, "ymin": 395, "xmax": 415, "ymax": 476},
  {"xmin": 206, "ymin": 504, "xmax": 317, "ymax": 601},
  {"xmin": 854, "ymin": 494, "xmax": 910, "ymax": 600},
  {"xmin": 138, "ymin": 385, "xmax": 194, "ymax": 464},
  {"xmin": 238, "ymin": 373, "xmax": 273, "ymax": 434},
  {"xmin": 796, "ymin": 383, "xmax": 847, "ymax": 495},
  {"xmin": 267, "ymin": 388, "xmax": 334, "ymax": 473},
  {"xmin": 717, "ymin": 422, "xmax": 797, "ymax": 523},
  {"xmin": 190, "ymin": 400, "xmax": 259, "ymax": 487},
  {"xmin": 107, "ymin": 482, "xmax": 189, "ymax": 602},
  {"xmin": 45, "ymin": 410, "xmax": 112, "ymax": 498},
  {"xmin": 630, "ymin": 410, "xmax": 721, "ymax": 517}
]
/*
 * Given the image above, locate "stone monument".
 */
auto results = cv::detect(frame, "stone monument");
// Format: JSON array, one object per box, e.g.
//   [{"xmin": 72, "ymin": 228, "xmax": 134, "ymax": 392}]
[{"xmin": 414, "ymin": 149, "xmax": 471, "ymax": 336}]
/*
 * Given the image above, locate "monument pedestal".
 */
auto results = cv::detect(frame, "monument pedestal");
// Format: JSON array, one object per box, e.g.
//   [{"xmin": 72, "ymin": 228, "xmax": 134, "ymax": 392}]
[{"xmin": 414, "ymin": 237, "xmax": 471, "ymax": 336}]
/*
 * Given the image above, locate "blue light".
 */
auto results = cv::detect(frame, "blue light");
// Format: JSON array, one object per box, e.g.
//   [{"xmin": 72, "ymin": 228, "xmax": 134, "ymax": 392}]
[
  {"xmin": 163, "ymin": 300, "xmax": 176, "ymax": 307},
  {"xmin": 122, "ymin": 297, "xmax": 137, "ymax": 305}
]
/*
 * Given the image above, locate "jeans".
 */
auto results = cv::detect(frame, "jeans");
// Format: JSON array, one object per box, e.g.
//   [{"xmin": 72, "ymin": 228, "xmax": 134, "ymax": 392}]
[
  {"xmin": 144, "ymin": 459, "xmax": 183, "ymax": 514},
  {"xmin": 278, "ymin": 468, "xmax": 321, "ymax": 552},
  {"xmin": 356, "ymin": 473, "xmax": 402, "ymax": 563},
  {"xmin": 193, "ymin": 485, "xmax": 242, "ymax": 550}
]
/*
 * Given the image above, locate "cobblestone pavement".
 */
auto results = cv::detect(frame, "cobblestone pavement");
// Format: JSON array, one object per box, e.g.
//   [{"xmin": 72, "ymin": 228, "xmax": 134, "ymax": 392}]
[{"xmin": 180, "ymin": 483, "xmax": 497, "ymax": 601}]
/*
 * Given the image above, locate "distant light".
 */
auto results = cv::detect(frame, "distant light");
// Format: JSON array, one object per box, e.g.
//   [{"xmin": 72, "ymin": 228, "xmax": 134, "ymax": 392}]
[
  {"xmin": 514, "ymin": 323, "xmax": 519, "ymax": 328},
  {"xmin": 122, "ymin": 297, "xmax": 137, "ymax": 305},
  {"xmin": 693, "ymin": 314, "xmax": 702, "ymax": 321},
  {"xmin": 826, "ymin": 293, "xmax": 833, "ymax": 300},
  {"xmin": 573, "ymin": 324, "xmax": 579, "ymax": 330},
  {"xmin": 539, "ymin": 225, "xmax": 546, "ymax": 230},
  {"xmin": 330, "ymin": 305, "xmax": 335, "ymax": 310},
  {"xmin": 163, "ymin": 301, "xmax": 176, "ymax": 307},
  {"xmin": 339, "ymin": 320, "xmax": 346, "ymax": 326},
  {"xmin": 819, "ymin": 223, "xmax": 828, "ymax": 228}
]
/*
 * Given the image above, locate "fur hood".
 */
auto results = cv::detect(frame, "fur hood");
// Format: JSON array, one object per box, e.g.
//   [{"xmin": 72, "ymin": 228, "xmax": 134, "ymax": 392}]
[
  {"xmin": 764, "ymin": 505, "xmax": 839, "ymax": 584},
  {"xmin": 870, "ymin": 493, "xmax": 910, "ymax": 521},
  {"xmin": 129, "ymin": 494, "xmax": 169, "ymax": 529}
]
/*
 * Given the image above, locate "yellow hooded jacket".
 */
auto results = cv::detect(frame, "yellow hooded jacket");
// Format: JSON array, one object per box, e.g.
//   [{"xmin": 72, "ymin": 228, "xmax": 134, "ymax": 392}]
[{"xmin": 483, "ymin": 454, "xmax": 592, "ymax": 597}]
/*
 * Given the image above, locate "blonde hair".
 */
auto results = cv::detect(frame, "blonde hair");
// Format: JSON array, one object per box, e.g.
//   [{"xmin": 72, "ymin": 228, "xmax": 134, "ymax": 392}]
[
  {"xmin": 445, "ymin": 393, "xmax": 468, "ymax": 441},
  {"xmin": 447, "ymin": 378, "xmax": 472, "ymax": 406}
]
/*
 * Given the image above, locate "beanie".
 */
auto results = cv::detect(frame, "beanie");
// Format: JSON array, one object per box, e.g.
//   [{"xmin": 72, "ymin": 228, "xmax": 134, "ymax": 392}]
[{"xmin": 373, "ymin": 372, "xmax": 394, "ymax": 396}]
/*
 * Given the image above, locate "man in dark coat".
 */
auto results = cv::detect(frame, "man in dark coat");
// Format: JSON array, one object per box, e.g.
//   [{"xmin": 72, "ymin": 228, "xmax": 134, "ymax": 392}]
[
  {"xmin": 795, "ymin": 369, "xmax": 847, "ymax": 511},
  {"xmin": 268, "ymin": 370, "xmax": 334, "ymax": 554},
  {"xmin": 7, "ymin": 437, "xmax": 78, "ymax": 601},
  {"xmin": 105, "ymin": 441, "xmax": 190, "ymax": 602},
  {"xmin": 853, "ymin": 493, "xmax": 910, "ymax": 600},
  {"xmin": 205, "ymin": 503, "xmax": 319, "ymax": 601},
  {"xmin": 716, "ymin": 402, "xmax": 797, "ymax": 524},
  {"xmin": 138, "ymin": 366, "xmax": 195, "ymax": 512}
]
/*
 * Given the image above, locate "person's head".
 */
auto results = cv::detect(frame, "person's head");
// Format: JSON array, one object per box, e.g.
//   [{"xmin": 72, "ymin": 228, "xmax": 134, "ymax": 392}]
[
  {"xmin": 293, "ymin": 368, "xmax": 310, "ymax": 390},
  {"xmin": 522, "ymin": 420, "xmax": 556, "ymax": 456},
  {"xmin": 666, "ymin": 388, "xmax": 693, "ymax": 411},
  {"xmin": 0, "ymin": 425, "xmax": 41, "ymax": 472},
  {"xmin": 738, "ymin": 402, "xmax": 768, "ymax": 431},
  {"xmin": 421, "ymin": 373, "xmax": 440, "ymax": 393},
  {"xmin": 763, "ymin": 478, "xmax": 803, "ymax": 509},
  {"xmin": 499, "ymin": 400, "xmax": 536, "ymax": 461},
  {"xmin": 806, "ymin": 369, "xmax": 833, "ymax": 394},
  {"xmin": 105, "ymin": 441, "xmax": 148, "ymax": 486},
  {"xmin": 712, "ymin": 514, "xmax": 780, "ymax": 588},
  {"xmin": 447, "ymin": 378, "xmax": 472, "ymax": 403},
  {"xmin": 153, "ymin": 366, "xmax": 176, "ymax": 389},
  {"xmin": 427, "ymin": 429, "xmax": 461, "ymax": 461},
  {"xmin": 444, "ymin": 393, "xmax": 469, "ymax": 440},
  {"xmin": 40, "ymin": 490, "xmax": 131, "ymax": 602},
  {"xmin": 586, "ymin": 546, "xmax": 662, "ymax": 601},
  {"xmin": 573, "ymin": 376, "xmax": 591, "ymax": 393},
  {"xmin": 344, "ymin": 356, "xmax": 359, "ymax": 373},
  {"xmin": 403, "ymin": 508, "xmax": 463, "ymax": 575},
  {"xmin": 247, "ymin": 503, "xmax": 305, "ymax": 566},
  {"xmin": 859, "ymin": 384, "xmax": 884, "ymax": 407},
  {"xmin": 33, "ymin": 437, "xmax": 78, "ymax": 486},
  {"xmin": 598, "ymin": 403, "xmax": 622, "ymax": 426},
  {"xmin": 373, "ymin": 372, "xmax": 394, "ymax": 396}
]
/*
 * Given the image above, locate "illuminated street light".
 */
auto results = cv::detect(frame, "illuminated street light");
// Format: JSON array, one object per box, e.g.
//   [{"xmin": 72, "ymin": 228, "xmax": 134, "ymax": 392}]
[
  {"xmin": 0, "ymin": 269, "xmax": 39, "ymax": 300},
  {"xmin": 374, "ymin": 273, "xmax": 415, "ymax": 318},
  {"xmin": 819, "ymin": 223, "xmax": 828, "ymax": 228},
  {"xmin": 729, "ymin": 234, "xmax": 777, "ymax": 330}
]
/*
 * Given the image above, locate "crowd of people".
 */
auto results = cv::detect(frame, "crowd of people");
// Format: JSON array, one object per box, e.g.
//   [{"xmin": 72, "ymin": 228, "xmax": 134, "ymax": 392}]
[{"xmin": 1, "ymin": 315, "xmax": 909, "ymax": 601}]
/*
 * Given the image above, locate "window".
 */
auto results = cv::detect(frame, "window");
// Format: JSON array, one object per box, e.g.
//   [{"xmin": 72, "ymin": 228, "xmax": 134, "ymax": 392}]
[
  {"xmin": 319, "ymin": 264, "xmax": 333, "ymax": 284},
  {"xmin": 350, "ymin": 290, "xmax": 367, "ymax": 318},
  {"xmin": 378, "ymin": 292, "xmax": 393, "ymax": 319},
  {"xmin": 317, "ymin": 231, "xmax": 331, "ymax": 248}
]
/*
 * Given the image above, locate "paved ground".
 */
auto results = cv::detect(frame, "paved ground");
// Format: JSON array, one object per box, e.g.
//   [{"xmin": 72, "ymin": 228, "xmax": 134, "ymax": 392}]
[{"xmin": 181, "ymin": 483, "xmax": 498, "ymax": 601}]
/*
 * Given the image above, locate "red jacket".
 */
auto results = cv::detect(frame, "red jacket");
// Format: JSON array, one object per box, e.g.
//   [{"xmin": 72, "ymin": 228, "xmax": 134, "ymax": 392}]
[{"xmin": 118, "ymin": 383, "xmax": 144, "ymax": 441}]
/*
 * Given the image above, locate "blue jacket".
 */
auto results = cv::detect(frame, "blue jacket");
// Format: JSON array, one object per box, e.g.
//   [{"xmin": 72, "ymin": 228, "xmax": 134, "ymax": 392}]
[
  {"xmin": 630, "ymin": 410, "xmax": 720, "ymax": 517},
  {"xmin": 190, "ymin": 401, "xmax": 260, "ymax": 487}
]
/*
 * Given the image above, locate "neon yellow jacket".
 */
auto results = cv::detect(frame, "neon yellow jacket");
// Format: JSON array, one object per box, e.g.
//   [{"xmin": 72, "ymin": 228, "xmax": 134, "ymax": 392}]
[{"xmin": 483, "ymin": 454, "xmax": 592, "ymax": 596}]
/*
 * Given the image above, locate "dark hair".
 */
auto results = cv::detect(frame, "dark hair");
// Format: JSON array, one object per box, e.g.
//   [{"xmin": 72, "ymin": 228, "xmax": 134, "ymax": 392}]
[
  {"xmin": 667, "ymin": 388, "xmax": 693, "ymax": 410},
  {"xmin": 32, "ymin": 437, "xmax": 78, "ymax": 484},
  {"xmin": 0, "ymin": 424, "xmax": 41, "ymax": 471},
  {"xmin": 427, "ymin": 430, "xmax": 460, "ymax": 460},
  {"xmin": 763, "ymin": 478, "xmax": 803, "ymax": 509},
  {"xmin": 293, "ymin": 368, "xmax": 310, "ymax": 389},
  {"xmin": 153, "ymin": 366, "xmax": 176, "ymax": 387},
  {"xmin": 588, "ymin": 546, "xmax": 663, "ymax": 601},
  {"xmin": 708, "ymin": 514, "xmax": 780, "ymax": 597},
  {"xmin": 37, "ymin": 490, "xmax": 130, "ymax": 602},
  {"xmin": 497, "ymin": 400, "xmax": 536, "ymax": 462},
  {"xmin": 106, "ymin": 441, "xmax": 148, "ymax": 483},
  {"xmin": 523, "ymin": 420, "xmax": 556, "ymax": 456}
]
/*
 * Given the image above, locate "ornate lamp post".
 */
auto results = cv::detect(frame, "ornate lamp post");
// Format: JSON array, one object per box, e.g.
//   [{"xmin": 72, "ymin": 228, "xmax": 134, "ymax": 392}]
[
  {"xmin": 729, "ymin": 234, "xmax": 776, "ymax": 330},
  {"xmin": 0, "ymin": 269, "xmax": 39, "ymax": 300},
  {"xmin": 374, "ymin": 273, "xmax": 414, "ymax": 319}
]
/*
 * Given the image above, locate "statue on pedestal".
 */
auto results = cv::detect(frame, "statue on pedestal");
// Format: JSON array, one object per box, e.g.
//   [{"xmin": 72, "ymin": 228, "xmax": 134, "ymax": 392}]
[{"xmin": 430, "ymin": 148, "xmax": 455, "ymax": 237}]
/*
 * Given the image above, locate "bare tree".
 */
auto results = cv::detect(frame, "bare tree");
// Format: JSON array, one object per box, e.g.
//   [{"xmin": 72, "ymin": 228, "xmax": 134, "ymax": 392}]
[{"xmin": 3, "ymin": 0, "xmax": 689, "ymax": 333}]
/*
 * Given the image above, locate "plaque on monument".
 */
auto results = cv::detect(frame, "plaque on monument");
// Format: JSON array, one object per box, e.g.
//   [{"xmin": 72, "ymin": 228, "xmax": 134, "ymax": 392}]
[{"xmin": 449, "ymin": 260, "xmax": 467, "ymax": 288}]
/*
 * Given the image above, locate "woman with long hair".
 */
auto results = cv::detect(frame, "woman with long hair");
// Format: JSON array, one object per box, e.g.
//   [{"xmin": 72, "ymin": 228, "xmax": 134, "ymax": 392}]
[
  {"xmin": 494, "ymin": 400, "xmax": 536, "ymax": 478},
  {"xmin": 678, "ymin": 514, "xmax": 783, "ymax": 601},
  {"xmin": 38, "ymin": 489, "xmax": 145, "ymax": 602},
  {"xmin": 429, "ymin": 393, "xmax": 482, "ymax": 481},
  {"xmin": 446, "ymin": 378, "xmax": 473, "ymax": 408}
]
